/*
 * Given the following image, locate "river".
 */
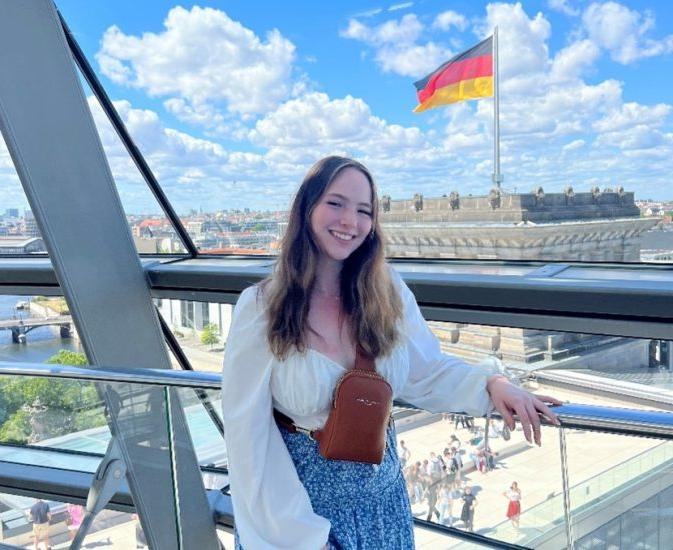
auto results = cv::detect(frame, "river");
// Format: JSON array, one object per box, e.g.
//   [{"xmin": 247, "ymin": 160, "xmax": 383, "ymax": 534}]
[{"xmin": 0, "ymin": 294, "xmax": 83, "ymax": 363}]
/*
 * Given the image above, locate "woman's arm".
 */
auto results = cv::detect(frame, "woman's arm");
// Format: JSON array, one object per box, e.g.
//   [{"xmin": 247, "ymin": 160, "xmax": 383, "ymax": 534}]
[
  {"xmin": 392, "ymin": 270, "xmax": 560, "ymax": 443},
  {"xmin": 222, "ymin": 287, "xmax": 331, "ymax": 550}
]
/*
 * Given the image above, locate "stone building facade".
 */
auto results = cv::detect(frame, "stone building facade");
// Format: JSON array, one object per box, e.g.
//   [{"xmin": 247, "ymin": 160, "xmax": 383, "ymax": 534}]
[{"xmin": 380, "ymin": 188, "xmax": 660, "ymax": 261}]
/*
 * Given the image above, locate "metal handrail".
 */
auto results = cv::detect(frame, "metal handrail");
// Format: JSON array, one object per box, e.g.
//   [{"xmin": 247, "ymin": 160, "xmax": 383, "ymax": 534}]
[{"xmin": 3, "ymin": 361, "xmax": 673, "ymax": 438}]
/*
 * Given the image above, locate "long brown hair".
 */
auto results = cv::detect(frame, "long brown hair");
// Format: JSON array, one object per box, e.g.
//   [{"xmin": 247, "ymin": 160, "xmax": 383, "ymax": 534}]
[{"xmin": 262, "ymin": 156, "xmax": 402, "ymax": 360}]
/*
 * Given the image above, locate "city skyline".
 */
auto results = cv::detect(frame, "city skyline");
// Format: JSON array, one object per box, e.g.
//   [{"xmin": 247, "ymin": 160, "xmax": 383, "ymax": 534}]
[{"xmin": 2, "ymin": 0, "xmax": 673, "ymax": 212}]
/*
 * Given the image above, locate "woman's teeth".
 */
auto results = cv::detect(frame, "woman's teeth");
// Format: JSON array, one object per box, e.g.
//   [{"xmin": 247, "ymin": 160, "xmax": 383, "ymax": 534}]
[{"xmin": 330, "ymin": 230, "xmax": 353, "ymax": 241}]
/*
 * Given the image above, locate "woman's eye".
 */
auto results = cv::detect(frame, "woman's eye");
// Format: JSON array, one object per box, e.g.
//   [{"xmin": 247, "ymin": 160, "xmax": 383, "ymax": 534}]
[
  {"xmin": 359, "ymin": 210, "xmax": 372, "ymax": 216},
  {"xmin": 327, "ymin": 201, "xmax": 341, "ymax": 207}
]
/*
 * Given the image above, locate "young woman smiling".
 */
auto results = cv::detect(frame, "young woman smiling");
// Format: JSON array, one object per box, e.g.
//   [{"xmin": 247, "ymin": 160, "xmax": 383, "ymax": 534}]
[{"xmin": 221, "ymin": 156, "xmax": 560, "ymax": 549}]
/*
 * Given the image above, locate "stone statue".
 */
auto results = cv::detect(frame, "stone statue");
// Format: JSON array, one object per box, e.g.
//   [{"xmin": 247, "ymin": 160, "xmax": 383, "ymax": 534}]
[
  {"xmin": 413, "ymin": 193, "xmax": 423, "ymax": 212},
  {"xmin": 564, "ymin": 186, "xmax": 575, "ymax": 205},
  {"xmin": 488, "ymin": 187, "xmax": 501, "ymax": 210},
  {"xmin": 449, "ymin": 191, "xmax": 460, "ymax": 210},
  {"xmin": 381, "ymin": 195, "xmax": 391, "ymax": 213},
  {"xmin": 591, "ymin": 186, "xmax": 601, "ymax": 204},
  {"xmin": 532, "ymin": 186, "xmax": 545, "ymax": 206}
]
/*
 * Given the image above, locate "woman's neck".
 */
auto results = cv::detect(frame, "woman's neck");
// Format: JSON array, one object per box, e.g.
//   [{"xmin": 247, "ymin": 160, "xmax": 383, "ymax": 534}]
[{"xmin": 313, "ymin": 256, "xmax": 343, "ymax": 297}]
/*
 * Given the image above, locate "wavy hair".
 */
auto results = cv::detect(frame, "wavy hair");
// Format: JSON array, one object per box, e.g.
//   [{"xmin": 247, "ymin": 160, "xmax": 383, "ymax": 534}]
[{"xmin": 262, "ymin": 156, "xmax": 402, "ymax": 360}]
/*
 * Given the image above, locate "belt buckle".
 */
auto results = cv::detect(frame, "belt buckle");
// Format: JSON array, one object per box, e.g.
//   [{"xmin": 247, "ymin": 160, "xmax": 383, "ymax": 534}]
[{"xmin": 295, "ymin": 425, "xmax": 315, "ymax": 440}]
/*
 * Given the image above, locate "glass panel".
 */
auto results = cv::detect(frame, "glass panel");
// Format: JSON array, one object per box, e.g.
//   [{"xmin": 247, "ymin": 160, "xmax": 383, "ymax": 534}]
[
  {"xmin": 427, "ymin": 320, "xmax": 673, "ymax": 396},
  {"xmin": 0, "ymin": 295, "xmax": 84, "ymax": 364},
  {"xmin": 0, "ymin": 492, "xmax": 235, "ymax": 549},
  {"xmin": 0, "ymin": 129, "xmax": 47, "ymax": 256},
  {"xmin": 566, "ymin": 431, "xmax": 673, "ymax": 550},
  {"xmin": 157, "ymin": 299, "xmax": 230, "ymax": 372},
  {"xmin": 399, "ymin": 412, "xmax": 566, "ymax": 548},
  {"xmin": 0, "ymin": 374, "xmax": 200, "ymax": 548},
  {"xmin": 0, "ymin": 495, "xmax": 138, "ymax": 549},
  {"xmin": 80, "ymin": 76, "xmax": 188, "ymax": 255},
  {"xmin": 196, "ymin": 211, "xmax": 283, "ymax": 255},
  {"xmin": 175, "ymin": 387, "xmax": 226, "ymax": 470}
]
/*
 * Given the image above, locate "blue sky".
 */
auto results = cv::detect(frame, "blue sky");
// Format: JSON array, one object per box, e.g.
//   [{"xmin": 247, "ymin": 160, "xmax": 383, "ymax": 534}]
[{"xmin": 3, "ymin": 0, "xmax": 673, "ymax": 213}]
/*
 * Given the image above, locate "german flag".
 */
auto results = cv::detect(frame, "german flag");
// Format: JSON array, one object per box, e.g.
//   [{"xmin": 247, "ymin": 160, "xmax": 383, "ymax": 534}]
[{"xmin": 413, "ymin": 36, "xmax": 493, "ymax": 113}]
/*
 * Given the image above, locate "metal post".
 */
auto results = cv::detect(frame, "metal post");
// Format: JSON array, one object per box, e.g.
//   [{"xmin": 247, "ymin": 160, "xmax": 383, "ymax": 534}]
[
  {"xmin": 492, "ymin": 27, "xmax": 503, "ymax": 189},
  {"xmin": 559, "ymin": 427, "xmax": 575, "ymax": 549}
]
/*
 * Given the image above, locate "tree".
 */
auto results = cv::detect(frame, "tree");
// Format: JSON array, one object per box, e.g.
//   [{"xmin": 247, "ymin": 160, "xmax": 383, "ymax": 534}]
[
  {"xmin": 46, "ymin": 349, "xmax": 87, "ymax": 366},
  {"xmin": 200, "ymin": 323, "xmax": 220, "ymax": 349},
  {"xmin": 0, "ymin": 350, "xmax": 105, "ymax": 444}
]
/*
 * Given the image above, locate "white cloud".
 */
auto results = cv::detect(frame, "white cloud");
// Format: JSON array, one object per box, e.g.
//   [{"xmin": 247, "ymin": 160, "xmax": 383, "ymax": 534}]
[
  {"xmin": 593, "ymin": 102, "xmax": 671, "ymax": 133},
  {"xmin": 596, "ymin": 125, "xmax": 666, "ymax": 150},
  {"xmin": 352, "ymin": 7, "xmax": 383, "ymax": 18},
  {"xmin": 250, "ymin": 92, "xmax": 424, "ymax": 155},
  {"xmin": 582, "ymin": 2, "xmax": 673, "ymax": 64},
  {"xmin": 340, "ymin": 14, "xmax": 452, "ymax": 77},
  {"xmin": 550, "ymin": 39, "xmax": 600, "ymax": 81},
  {"xmin": 432, "ymin": 10, "xmax": 468, "ymax": 31},
  {"xmin": 96, "ymin": 6, "xmax": 296, "ymax": 117},
  {"xmin": 378, "ymin": 43, "xmax": 453, "ymax": 77},
  {"xmin": 563, "ymin": 139, "xmax": 585, "ymax": 151},
  {"xmin": 389, "ymin": 2, "xmax": 413, "ymax": 12},
  {"xmin": 480, "ymin": 3, "xmax": 551, "ymax": 79},
  {"xmin": 341, "ymin": 13, "xmax": 423, "ymax": 45},
  {"xmin": 547, "ymin": 0, "xmax": 580, "ymax": 17}
]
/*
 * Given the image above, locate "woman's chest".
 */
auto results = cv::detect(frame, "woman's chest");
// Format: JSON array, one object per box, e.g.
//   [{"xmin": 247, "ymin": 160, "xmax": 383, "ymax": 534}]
[
  {"xmin": 269, "ymin": 344, "xmax": 409, "ymax": 418},
  {"xmin": 306, "ymin": 300, "xmax": 355, "ymax": 369}
]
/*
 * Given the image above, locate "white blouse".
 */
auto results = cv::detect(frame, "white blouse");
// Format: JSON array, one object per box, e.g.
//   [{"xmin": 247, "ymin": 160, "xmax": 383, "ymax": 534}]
[{"xmin": 221, "ymin": 271, "xmax": 500, "ymax": 550}]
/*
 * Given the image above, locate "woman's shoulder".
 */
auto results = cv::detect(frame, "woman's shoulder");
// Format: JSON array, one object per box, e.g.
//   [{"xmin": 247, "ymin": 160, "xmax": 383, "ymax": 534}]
[{"xmin": 234, "ymin": 284, "xmax": 268, "ymax": 318}]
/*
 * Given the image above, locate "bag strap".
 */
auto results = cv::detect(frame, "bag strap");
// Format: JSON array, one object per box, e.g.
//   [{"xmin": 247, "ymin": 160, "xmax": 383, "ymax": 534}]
[{"xmin": 354, "ymin": 346, "xmax": 376, "ymax": 372}]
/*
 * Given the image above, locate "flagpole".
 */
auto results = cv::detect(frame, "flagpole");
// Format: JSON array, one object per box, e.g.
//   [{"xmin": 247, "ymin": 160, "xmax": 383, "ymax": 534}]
[{"xmin": 492, "ymin": 26, "xmax": 502, "ymax": 189}]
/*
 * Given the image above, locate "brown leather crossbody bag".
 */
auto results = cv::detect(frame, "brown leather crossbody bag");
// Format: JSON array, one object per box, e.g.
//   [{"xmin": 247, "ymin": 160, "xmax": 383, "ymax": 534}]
[{"xmin": 275, "ymin": 347, "xmax": 393, "ymax": 464}]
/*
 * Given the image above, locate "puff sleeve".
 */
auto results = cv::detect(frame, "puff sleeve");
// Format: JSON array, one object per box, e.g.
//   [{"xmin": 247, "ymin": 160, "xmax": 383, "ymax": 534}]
[
  {"xmin": 393, "ymin": 272, "xmax": 500, "ymax": 416},
  {"xmin": 221, "ymin": 287, "xmax": 331, "ymax": 549}
]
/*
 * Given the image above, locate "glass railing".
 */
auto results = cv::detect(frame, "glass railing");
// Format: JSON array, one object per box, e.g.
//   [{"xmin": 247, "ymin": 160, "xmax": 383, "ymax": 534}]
[
  {"xmin": 0, "ymin": 362, "xmax": 229, "ymax": 549},
  {"xmin": 3, "ymin": 361, "xmax": 673, "ymax": 549}
]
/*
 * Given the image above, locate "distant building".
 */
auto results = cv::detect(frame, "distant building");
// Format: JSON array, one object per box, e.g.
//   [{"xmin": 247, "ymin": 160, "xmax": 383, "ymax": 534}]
[
  {"xmin": 0, "ymin": 236, "xmax": 46, "ymax": 254},
  {"xmin": 23, "ymin": 210, "xmax": 40, "ymax": 237},
  {"xmin": 380, "ymin": 187, "xmax": 660, "ymax": 261},
  {"xmin": 5, "ymin": 208, "xmax": 19, "ymax": 218}
]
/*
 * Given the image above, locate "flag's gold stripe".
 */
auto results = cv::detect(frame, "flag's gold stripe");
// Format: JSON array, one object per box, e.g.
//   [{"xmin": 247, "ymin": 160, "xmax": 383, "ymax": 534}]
[{"xmin": 414, "ymin": 76, "xmax": 493, "ymax": 113}]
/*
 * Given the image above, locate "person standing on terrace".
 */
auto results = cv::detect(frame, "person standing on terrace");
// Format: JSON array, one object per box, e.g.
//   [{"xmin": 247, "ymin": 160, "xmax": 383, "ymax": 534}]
[{"xmin": 221, "ymin": 156, "xmax": 560, "ymax": 549}]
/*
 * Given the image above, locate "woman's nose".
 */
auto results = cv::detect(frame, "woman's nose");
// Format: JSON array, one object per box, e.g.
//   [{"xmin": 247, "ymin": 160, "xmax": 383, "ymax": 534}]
[{"xmin": 339, "ymin": 208, "xmax": 357, "ymax": 227}]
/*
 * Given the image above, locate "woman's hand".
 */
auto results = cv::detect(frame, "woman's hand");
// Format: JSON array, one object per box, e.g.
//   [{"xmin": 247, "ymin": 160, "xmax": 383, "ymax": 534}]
[{"xmin": 486, "ymin": 375, "xmax": 562, "ymax": 446}]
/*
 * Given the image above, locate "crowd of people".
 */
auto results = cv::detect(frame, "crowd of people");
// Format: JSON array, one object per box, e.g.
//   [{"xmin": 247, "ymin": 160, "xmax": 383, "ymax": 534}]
[{"xmin": 399, "ymin": 415, "xmax": 521, "ymax": 532}]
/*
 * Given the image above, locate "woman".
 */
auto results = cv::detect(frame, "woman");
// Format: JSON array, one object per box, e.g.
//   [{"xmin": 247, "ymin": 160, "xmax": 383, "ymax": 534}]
[
  {"xmin": 221, "ymin": 156, "xmax": 560, "ymax": 549},
  {"xmin": 504, "ymin": 481, "xmax": 522, "ymax": 529},
  {"xmin": 66, "ymin": 503, "xmax": 84, "ymax": 541},
  {"xmin": 460, "ymin": 486, "xmax": 477, "ymax": 532},
  {"xmin": 436, "ymin": 483, "xmax": 451, "ymax": 525}
]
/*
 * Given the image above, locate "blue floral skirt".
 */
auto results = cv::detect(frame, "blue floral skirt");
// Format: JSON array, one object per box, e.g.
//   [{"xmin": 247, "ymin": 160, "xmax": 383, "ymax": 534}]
[{"xmin": 235, "ymin": 424, "xmax": 415, "ymax": 549}]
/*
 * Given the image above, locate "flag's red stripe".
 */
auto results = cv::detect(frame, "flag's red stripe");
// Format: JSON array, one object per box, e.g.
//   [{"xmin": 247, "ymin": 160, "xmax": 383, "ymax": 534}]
[{"xmin": 418, "ymin": 54, "xmax": 492, "ymax": 104}]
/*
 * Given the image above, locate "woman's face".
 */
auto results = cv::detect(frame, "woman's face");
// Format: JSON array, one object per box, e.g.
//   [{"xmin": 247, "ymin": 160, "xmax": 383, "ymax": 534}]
[{"xmin": 310, "ymin": 167, "xmax": 373, "ymax": 263}]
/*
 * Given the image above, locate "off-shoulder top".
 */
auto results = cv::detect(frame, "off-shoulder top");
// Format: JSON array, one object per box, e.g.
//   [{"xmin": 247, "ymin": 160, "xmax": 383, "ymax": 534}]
[{"xmin": 221, "ymin": 269, "xmax": 499, "ymax": 549}]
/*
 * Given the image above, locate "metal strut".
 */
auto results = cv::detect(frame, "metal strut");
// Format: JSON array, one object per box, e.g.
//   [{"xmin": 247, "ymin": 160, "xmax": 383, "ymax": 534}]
[{"xmin": 70, "ymin": 437, "xmax": 127, "ymax": 550}]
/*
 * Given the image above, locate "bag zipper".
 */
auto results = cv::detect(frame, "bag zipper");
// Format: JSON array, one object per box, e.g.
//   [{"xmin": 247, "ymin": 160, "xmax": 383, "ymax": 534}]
[{"xmin": 331, "ymin": 371, "xmax": 392, "ymax": 408}]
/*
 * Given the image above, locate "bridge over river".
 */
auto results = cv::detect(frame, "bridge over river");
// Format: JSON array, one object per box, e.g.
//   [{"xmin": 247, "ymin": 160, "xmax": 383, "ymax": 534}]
[{"xmin": 0, "ymin": 315, "xmax": 73, "ymax": 343}]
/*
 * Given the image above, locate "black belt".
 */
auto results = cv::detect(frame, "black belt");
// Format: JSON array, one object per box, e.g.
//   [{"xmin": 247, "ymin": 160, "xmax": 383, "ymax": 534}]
[{"xmin": 273, "ymin": 409, "xmax": 320, "ymax": 440}]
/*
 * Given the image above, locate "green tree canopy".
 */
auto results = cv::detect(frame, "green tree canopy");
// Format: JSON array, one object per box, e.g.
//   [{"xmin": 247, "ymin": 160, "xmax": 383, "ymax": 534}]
[{"xmin": 0, "ymin": 349, "xmax": 105, "ymax": 444}]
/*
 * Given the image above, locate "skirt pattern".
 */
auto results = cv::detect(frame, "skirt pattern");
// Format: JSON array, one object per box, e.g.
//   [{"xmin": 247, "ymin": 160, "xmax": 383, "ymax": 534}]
[{"xmin": 235, "ymin": 425, "xmax": 414, "ymax": 549}]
